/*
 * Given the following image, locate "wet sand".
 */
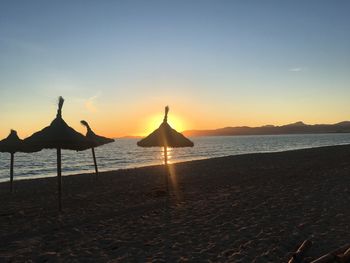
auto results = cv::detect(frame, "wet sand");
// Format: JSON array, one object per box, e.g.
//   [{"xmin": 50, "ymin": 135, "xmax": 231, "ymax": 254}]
[{"xmin": 0, "ymin": 145, "xmax": 349, "ymax": 262}]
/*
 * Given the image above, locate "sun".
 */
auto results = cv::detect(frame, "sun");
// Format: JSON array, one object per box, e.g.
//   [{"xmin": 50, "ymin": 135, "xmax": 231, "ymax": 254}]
[{"xmin": 143, "ymin": 113, "xmax": 186, "ymax": 136}]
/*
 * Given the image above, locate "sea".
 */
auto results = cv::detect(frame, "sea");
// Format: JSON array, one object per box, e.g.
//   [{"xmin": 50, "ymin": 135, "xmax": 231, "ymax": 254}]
[{"xmin": 1, "ymin": 133, "xmax": 350, "ymax": 182}]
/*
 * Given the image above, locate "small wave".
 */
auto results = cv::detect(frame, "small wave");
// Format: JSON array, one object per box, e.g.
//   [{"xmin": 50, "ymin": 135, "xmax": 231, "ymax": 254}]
[{"xmin": 2, "ymin": 134, "xmax": 350, "ymax": 182}]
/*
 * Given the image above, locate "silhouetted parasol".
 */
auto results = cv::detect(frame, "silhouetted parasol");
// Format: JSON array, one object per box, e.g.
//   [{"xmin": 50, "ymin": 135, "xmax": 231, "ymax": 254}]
[
  {"xmin": 81, "ymin": 120, "xmax": 114, "ymax": 178},
  {"xmin": 137, "ymin": 106, "xmax": 194, "ymax": 165},
  {"xmin": 0, "ymin": 130, "xmax": 39, "ymax": 192},
  {"xmin": 24, "ymin": 96, "xmax": 92, "ymax": 211}
]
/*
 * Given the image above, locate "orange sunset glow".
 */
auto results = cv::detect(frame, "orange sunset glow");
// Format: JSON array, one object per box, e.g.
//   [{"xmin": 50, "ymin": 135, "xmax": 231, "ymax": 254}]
[
  {"xmin": 1, "ymin": 2, "xmax": 350, "ymax": 262},
  {"xmin": 140, "ymin": 113, "xmax": 187, "ymax": 137}
]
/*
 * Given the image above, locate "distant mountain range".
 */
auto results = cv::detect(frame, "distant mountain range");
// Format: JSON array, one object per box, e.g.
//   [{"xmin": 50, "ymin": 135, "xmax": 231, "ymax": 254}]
[{"xmin": 182, "ymin": 121, "xmax": 350, "ymax": 137}]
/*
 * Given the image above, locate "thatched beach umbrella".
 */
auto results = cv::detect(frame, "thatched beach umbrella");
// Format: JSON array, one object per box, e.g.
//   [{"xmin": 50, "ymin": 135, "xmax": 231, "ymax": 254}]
[
  {"xmin": 137, "ymin": 106, "xmax": 194, "ymax": 165},
  {"xmin": 80, "ymin": 120, "xmax": 114, "ymax": 177},
  {"xmin": 0, "ymin": 130, "xmax": 39, "ymax": 192},
  {"xmin": 24, "ymin": 96, "xmax": 92, "ymax": 211}
]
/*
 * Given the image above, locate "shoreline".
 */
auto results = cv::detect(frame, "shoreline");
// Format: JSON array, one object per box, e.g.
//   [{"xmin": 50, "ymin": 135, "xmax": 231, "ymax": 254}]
[
  {"xmin": 1, "ymin": 142, "xmax": 350, "ymax": 184},
  {"xmin": 1, "ymin": 144, "xmax": 349, "ymax": 261}
]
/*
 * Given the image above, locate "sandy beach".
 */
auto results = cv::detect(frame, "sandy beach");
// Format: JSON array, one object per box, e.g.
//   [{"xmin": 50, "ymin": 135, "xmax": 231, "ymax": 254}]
[{"xmin": 0, "ymin": 144, "xmax": 349, "ymax": 262}]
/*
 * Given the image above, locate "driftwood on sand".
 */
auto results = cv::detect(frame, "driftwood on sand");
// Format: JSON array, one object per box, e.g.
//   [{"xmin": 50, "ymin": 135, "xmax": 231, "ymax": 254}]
[
  {"xmin": 288, "ymin": 242, "xmax": 350, "ymax": 263},
  {"xmin": 288, "ymin": 240, "xmax": 312, "ymax": 263},
  {"xmin": 310, "ymin": 244, "xmax": 350, "ymax": 263},
  {"xmin": 335, "ymin": 248, "xmax": 350, "ymax": 263}
]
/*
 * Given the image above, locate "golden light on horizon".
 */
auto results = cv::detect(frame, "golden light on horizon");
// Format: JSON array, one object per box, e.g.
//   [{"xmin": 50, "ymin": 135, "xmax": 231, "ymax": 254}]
[
  {"xmin": 161, "ymin": 146, "xmax": 173, "ymax": 163},
  {"xmin": 140, "ymin": 113, "xmax": 188, "ymax": 137}
]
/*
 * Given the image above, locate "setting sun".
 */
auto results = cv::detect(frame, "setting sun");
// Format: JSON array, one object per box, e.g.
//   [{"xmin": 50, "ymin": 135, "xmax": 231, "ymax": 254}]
[
  {"xmin": 141, "ymin": 113, "xmax": 187, "ymax": 137},
  {"xmin": 2, "ymin": 1, "xmax": 350, "ymax": 261}
]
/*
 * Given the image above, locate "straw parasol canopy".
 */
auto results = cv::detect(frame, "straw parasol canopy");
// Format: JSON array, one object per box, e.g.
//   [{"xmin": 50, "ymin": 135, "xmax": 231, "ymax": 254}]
[
  {"xmin": 0, "ymin": 130, "xmax": 23, "ymax": 153},
  {"xmin": 81, "ymin": 120, "xmax": 114, "ymax": 177},
  {"xmin": 24, "ymin": 98, "xmax": 93, "ymax": 151},
  {"xmin": 137, "ymin": 106, "xmax": 194, "ymax": 165},
  {"xmin": 24, "ymin": 96, "xmax": 93, "ymax": 211},
  {"xmin": 0, "ymin": 130, "xmax": 39, "ymax": 192}
]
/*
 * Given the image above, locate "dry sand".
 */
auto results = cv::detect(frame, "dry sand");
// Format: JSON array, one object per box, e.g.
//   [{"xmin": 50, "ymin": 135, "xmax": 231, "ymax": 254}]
[{"xmin": 0, "ymin": 145, "xmax": 349, "ymax": 262}]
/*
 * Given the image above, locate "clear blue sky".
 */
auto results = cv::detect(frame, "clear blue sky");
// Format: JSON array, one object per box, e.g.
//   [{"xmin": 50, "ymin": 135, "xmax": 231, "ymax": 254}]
[{"xmin": 1, "ymin": 1, "xmax": 350, "ymax": 137}]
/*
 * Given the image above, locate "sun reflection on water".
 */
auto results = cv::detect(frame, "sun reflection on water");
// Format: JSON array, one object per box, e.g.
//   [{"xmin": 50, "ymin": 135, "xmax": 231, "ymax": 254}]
[{"xmin": 160, "ymin": 147, "xmax": 174, "ymax": 164}]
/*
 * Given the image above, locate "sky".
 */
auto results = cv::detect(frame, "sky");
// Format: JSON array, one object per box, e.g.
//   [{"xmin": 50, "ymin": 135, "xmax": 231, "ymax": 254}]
[{"xmin": 1, "ymin": 0, "xmax": 350, "ymax": 138}]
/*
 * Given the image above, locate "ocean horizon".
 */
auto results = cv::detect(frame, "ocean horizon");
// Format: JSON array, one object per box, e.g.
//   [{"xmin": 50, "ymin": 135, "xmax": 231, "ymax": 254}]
[{"xmin": 1, "ymin": 133, "xmax": 350, "ymax": 182}]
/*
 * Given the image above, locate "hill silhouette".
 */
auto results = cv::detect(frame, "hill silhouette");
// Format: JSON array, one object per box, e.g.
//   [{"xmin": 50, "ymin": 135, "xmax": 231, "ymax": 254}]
[{"xmin": 183, "ymin": 121, "xmax": 350, "ymax": 137}]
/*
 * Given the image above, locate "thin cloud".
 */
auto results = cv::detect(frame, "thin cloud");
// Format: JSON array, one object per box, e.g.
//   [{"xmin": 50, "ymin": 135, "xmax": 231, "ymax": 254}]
[
  {"xmin": 289, "ymin": 67, "xmax": 307, "ymax": 72},
  {"xmin": 84, "ymin": 93, "xmax": 101, "ymax": 113}
]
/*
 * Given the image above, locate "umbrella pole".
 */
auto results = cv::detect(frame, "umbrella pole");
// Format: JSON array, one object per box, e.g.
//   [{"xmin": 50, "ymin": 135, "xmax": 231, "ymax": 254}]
[
  {"xmin": 164, "ymin": 146, "xmax": 169, "ymax": 194},
  {"xmin": 57, "ymin": 148, "xmax": 62, "ymax": 212},
  {"xmin": 164, "ymin": 146, "xmax": 168, "ymax": 165},
  {"xmin": 10, "ymin": 153, "xmax": 14, "ymax": 193},
  {"xmin": 91, "ymin": 147, "xmax": 99, "ymax": 179}
]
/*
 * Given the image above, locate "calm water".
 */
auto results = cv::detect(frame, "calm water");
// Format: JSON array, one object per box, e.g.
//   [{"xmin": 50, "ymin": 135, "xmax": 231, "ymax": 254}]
[{"xmin": 1, "ymin": 133, "xmax": 350, "ymax": 182}]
